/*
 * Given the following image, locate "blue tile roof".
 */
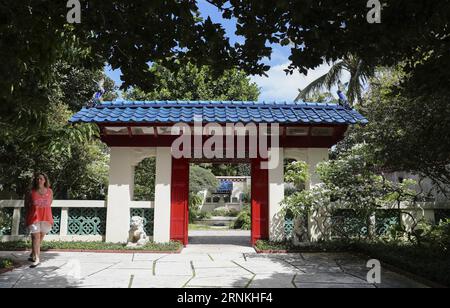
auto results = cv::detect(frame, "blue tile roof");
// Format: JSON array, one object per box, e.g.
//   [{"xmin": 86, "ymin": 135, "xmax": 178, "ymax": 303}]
[
  {"xmin": 69, "ymin": 101, "xmax": 368, "ymax": 125},
  {"xmin": 216, "ymin": 181, "xmax": 233, "ymax": 194}
]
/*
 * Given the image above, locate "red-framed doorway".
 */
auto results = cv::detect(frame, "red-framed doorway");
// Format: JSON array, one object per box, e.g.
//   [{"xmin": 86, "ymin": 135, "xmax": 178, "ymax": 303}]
[
  {"xmin": 170, "ymin": 157, "xmax": 269, "ymax": 246},
  {"xmin": 170, "ymin": 157, "xmax": 189, "ymax": 245},
  {"xmin": 250, "ymin": 158, "xmax": 269, "ymax": 246}
]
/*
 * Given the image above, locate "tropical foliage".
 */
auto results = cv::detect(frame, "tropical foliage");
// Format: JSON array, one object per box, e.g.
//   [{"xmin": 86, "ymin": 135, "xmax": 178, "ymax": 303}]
[
  {"xmin": 335, "ymin": 67, "xmax": 450, "ymax": 196},
  {"xmin": 231, "ymin": 205, "xmax": 251, "ymax": 230},
  {"xmin": 295, "ymin": 54, "xmax": 374, "ymax": 105},
  {"xmin": 0, "ymin": 101, "xmax": 109, "ymax": 200},
  {"xmin": 133, "ymin": 158, "xmax": 156, "ymax": 201},
  {"xmin": 282, "ymin": 144, "xmax": 419, "ymax": 242}
]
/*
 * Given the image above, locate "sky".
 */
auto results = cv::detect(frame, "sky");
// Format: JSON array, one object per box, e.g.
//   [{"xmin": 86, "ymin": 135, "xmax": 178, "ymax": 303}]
[{"xmin": 105, "ymin": 0, "xmax": 347, "ymax": 102}]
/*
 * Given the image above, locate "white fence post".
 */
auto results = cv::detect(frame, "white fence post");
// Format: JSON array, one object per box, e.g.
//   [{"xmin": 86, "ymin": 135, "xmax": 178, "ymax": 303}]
[
  {"xmin": 12, "ymin": 208, "xmax": 21, "ymax": 236},
  {"xmin": 60, "ymin": 208, "xmax": 69, "ymax": 236}
]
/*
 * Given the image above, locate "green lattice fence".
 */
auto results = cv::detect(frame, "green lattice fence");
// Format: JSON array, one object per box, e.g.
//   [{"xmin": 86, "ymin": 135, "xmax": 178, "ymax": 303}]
[
  {"xmin": 18, "ymin": 208, "xmax": 61, "ymax": 235},
  {"xmin": 284, "ymin": 218, "xmax": 294, "ymax": 240},
  {"xmin": 68, "ymin": 208, "xmax": 106, "ymax": 235},
  {"xmin": 49, "ymin": 208, "xmax": 61, "ymax": 235},
  {"xmin": 375, "ymin": 209, "xmax": 401, "ymax": 235},
  {"xmin": 0, "ymin": 208, "xmax": 14, "ymax": 236},
  {"xmin": 130, "ymin": 208, "xmax": 154, "ymax": 236},
  {"xmin": 331, "ymin": 209, "xmax": 368, "ymax": 238}
]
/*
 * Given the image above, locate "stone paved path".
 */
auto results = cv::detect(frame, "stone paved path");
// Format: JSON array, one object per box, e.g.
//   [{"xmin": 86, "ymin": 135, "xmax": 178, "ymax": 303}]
[{"xmin": 0, "ymin": 231, "xmax": 427, "ymax": 288}]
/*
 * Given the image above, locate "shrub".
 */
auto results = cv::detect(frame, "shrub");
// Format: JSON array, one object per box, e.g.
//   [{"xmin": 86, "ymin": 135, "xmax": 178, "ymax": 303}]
[
  {"xmin": 212, "ymin": 206, "xmax": 227, "ymax": 216},
  {"xmin": 232, "ymin": 206, "xmax": 251, "ymax": 230},
  {"xmin": 414, "ymin": 219, "xmax": 450, "ymax": 253},
  {"xmin": 196, "ymin": 212, "xmax": 212, "ymax": 220},
  {"xmin": 0, "ymin": 209, "xmax": 12, "ymax": 235},
  {"xmin": 240, "ymin": 187, "xmax": 251, "ymax": 203},
  {"xmin": 0, "ymin": 258, "xmax": 13, "ymax": 269},
  {"xmin": 227, "ymin": 208, "xmax": 239, "ymax": 217},
  {"xmin": 212, "ymin": 207, "xmax": 239, "ymax": 217},
  {"xmin": 189, "ymin": 193, "xmax": 203, "ymax": 223}
]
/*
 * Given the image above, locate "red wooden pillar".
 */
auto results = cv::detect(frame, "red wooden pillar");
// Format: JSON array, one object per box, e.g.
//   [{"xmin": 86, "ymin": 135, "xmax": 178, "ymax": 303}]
[
  {"xmin": 251, "ymin": 158, "xmax": 269, "ymax": 246},
  {"xmin": 170, "ymin": 157, "xmax": 189, "ymax": 246}
]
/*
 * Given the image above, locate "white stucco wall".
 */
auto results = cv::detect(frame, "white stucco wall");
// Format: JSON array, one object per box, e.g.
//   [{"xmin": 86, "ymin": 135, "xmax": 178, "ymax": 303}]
[
  {"xmin": 105, "ymin": 147, "xmax": 155, "ymax": 243},
  {"xmin": 269, "ymin": 147, "xmax": 285, "ymax": 241},
  {"xmin": 153, "ymin": 147, "xmax": 172, "ymax": 243}
]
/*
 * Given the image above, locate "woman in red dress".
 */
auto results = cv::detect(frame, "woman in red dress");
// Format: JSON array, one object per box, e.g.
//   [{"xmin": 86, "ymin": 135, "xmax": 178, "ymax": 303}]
[{"xmin": 25, "ymin": 173, "xmax": 54, "ymax": 268}]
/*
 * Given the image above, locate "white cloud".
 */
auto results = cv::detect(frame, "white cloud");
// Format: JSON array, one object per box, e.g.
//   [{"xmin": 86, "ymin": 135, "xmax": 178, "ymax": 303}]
[{"xmin": 251, "ymin": 62, "xmax": 350, "ymax": 102}]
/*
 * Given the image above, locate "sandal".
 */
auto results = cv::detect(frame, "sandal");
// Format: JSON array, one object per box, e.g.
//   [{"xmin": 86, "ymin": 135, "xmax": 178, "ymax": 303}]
[{"xmin": 29, "ymin": 258, "xmax": 40, "ymax": 268}]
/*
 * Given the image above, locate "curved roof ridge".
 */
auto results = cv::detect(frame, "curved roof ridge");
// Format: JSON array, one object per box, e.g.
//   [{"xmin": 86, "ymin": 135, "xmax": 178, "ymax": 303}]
[{"xmin": 96, "ymin": 100, "xmax": 343, "ymax": 109}]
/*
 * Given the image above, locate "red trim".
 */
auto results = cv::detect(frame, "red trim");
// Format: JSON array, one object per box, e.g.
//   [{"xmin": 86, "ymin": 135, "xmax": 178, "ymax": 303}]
[
  {"xmin": 251, "ymin": 158, "xmax": 269, "ymax": 246},
  {"xmin": 170, "ymin": 157, "xmax": 189, "ymax": 246},
  {"xmin": 98, "ymin": 122, "xmax": 350, "ymax": 128},
  {"xmin": 99, "ymin": 134, "xmax": 345, "ymax": 148},
  {"xmin": 98, "ymin": 123, "xmax": 348, "ymax": 148}
]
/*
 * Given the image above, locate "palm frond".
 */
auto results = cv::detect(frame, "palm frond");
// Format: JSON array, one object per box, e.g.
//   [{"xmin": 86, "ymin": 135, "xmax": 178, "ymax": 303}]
[
  {"xmin": 295, "ymin": 73, "xmax": 328, "ymax": 101},
  {"xmin": 295, "ymin": 61, "xmax": 344, "ymax": 102},
  {"xmin": 344, "ymin": 57, "xmax": 375, "ymax": 105},
  {"xmin": 324, "ymin": 61, "xmax": 345, "ymax": 90}
]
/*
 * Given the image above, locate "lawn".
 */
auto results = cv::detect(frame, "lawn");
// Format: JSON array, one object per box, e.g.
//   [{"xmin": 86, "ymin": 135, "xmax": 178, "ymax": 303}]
[
  {"xmin": 188, "ymin": 223, "xmax": 230, "ymax": 231},
  {"xmin": 0, "ymin": 241, "xmax": 183, "ymax": 252}
]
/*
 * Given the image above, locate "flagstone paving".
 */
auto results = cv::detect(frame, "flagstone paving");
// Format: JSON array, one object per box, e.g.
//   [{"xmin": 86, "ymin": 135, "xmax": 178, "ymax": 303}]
[{"xmin": 0, "ymin": 232, "xmax": 428, "ymax": 288}]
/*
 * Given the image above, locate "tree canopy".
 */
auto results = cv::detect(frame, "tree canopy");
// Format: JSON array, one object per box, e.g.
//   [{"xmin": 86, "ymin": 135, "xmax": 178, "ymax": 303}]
[
  {"xmin": 190, "ymin": 165, "xmax": 219, "ymax": 194},
  {"xmin": 335, "ymin": 67, "xmax": 450, "ymax": 194},
  {"xmin": 123, "ymin": 62, "xmax": 259, "ymax": 101},
  {"xmin": 1, "ymin": 0, "xmax": 449, "ymax": 201},
  {"xmin": 2, "ymin": 1, "xmax": 448, "ymax": 123},
  {"xmin": 0, "ymin": 58, "xmax": 116, "ymax": 199}
]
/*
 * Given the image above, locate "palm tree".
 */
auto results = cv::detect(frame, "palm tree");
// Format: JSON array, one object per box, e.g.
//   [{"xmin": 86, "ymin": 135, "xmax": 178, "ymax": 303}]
[{"xmin": 294, "ymin": 54, "xmax": 375, "ymax": 106}]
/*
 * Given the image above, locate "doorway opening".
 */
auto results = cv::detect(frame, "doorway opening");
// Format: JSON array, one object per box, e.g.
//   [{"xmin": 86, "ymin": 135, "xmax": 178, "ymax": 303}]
[
  {"xmin": 169, "ymin": 158, "xmax": 270, "ymax": 247},
  {"xmin": 188, "ymin": 161, "xmax": 251, "ymax": 247}
]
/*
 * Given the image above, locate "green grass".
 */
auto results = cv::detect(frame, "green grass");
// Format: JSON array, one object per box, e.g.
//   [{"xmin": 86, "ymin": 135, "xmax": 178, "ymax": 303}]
[
  {"xmin": 255, "ymin": 240, "xmax": 352, "ymax": 252},
  {"xmin": 0, "ymin": 241, "xmax": 183, "ymax": 252},
  {"xmin": 255, "ymin": 240, "xmax": 293, "ymax": 251},
  {"xmin": 188, "ymin": 224, "xmax": 214, "ymax": 230},
  {"xmin": 189, "ymin": 223, "xmax": 231, "ymax": 230}
]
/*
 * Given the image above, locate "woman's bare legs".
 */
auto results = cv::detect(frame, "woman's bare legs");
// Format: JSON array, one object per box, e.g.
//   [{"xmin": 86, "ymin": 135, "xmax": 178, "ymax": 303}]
[
  {"xmin": 31, "ymin": 233, "xmax": 39, "ymax": 260},
  {"xmin": 37, "ymin": 232, "xmax": 45, "ymax": 261},
  {"xmin": 40, "ymin": 233, "xmax": 45, "ymax": 250},
  {"xmin": 30, "ymin": 232, "xmax": 45, "ymax": 263}
]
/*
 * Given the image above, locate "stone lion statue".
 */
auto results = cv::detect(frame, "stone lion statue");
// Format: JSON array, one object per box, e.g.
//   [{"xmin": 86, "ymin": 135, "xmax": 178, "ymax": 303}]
[{"xmin": 126, "ymin": 216, "xmax": 149, "ymax": 247}]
